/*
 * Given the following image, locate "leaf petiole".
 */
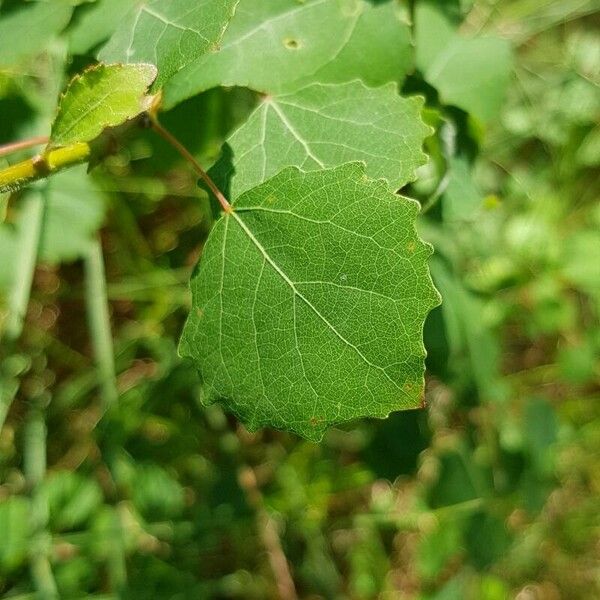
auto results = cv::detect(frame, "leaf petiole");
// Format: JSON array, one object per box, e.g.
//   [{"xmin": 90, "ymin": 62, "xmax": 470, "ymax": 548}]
[{"xmin": 148, "ymin": 116, "xmax": 232, "ymax": 214}]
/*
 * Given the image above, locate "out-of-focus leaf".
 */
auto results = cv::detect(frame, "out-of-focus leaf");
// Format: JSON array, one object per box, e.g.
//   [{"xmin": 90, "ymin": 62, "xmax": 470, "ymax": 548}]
[
  {"xmin": 180, "ymin": 164, "xmax": 440, "ymax": 440},
  {"xmin": 0, "ymin": 1, "xmax": 72, "ymax": 68},
  {"xmin": 69, "ymin": 0, "xmax": 138, "ymax": 55},
  {"xmin": 50, "ymin": 63, "xmax": 157, "ymax": 146},
  {"xmin": 38, "ymin": 166, "xmax": 106, "ymax": 264},
  {"xmin": 0, "ymin": 495, "xmax": 31, "ymax": 572},
  {"xmin": 465, "ymin": 510, "xmax": 511, "ymax": 570},
  {"xmin": 130, "ymin": 464, "xmax": 185, "ymax": 519},
  {"xmin": 442, "ymin": 157, "xmax": 483, "ymax": 222},
  {"xmin": 524, "ymin": 397, "xmax": 558, "ymax": 477},
  {"xmin": 98, "ymin": 0, "xmax": 239, "ymax": 89},
  {"xmin": 415, "ymin": 2, "xmax": 511, "ymax": 123},
  {"xmin": 212, "ymin": 81, "xmax": 430, "ymax": 198},
  {"xmin": 43, "ymin": 471, "xmax": 104, "ymax": 531}
]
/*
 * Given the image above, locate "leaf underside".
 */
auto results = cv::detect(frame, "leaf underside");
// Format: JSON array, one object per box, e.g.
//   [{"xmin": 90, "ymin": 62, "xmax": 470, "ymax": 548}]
[{"xmin": 180, "ymin": 164, "xmax": 440, "ymax": 441}]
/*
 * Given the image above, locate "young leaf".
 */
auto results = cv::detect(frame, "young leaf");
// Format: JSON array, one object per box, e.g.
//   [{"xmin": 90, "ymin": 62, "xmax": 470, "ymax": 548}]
[
  {"xmin": 180, "ymin": 164, "xmax": 440, "ymax": 440},
  {"xmin": 98, "ymin": 0, "xmax": 239, "ymax": 89},
  {"xmin": 211, "ymin": 81, "xmax": 430, "ymax": 198},
  {"xmin": 163, "ymin": 0, "xmax": 361, "ymax": 109},
  {"xmin": 50, "ymin": 63, "xmax": 157, "ymax": 147}
]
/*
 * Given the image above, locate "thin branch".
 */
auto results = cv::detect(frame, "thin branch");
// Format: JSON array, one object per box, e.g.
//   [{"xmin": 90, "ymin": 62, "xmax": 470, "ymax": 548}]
[
  {"xmin": 0, "ymin": 142, "xmax": 91, "ymax": 194},
  {"xmin": 148, "ymin": 116, "xmax": 232, "ymax": 213},
  {"xmin": 239, "ymin": 467, "xmax": 298, "ymax": 600},
  {"xmin": 0, "ymin": 136, "xmax": 49, "ymax": 159}
]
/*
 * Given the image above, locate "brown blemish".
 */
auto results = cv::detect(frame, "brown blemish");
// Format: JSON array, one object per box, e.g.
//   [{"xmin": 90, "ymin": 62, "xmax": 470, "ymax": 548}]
[{"xmin": 284, "ymin": 38, "xmax": 301, "ymax": 50}]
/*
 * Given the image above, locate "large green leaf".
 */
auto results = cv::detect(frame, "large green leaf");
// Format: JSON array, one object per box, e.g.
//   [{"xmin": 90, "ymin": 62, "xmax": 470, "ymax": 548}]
[
  {"xmin": 163, "ymin": 0, "xmax": 361, "ymax": 109},
  {"xmin": 98, "ymin": 0, "xmax": 239, "ymax": 89},
  {"xmin": 0, "ymin": 2, "xmax": 72, "ymax": 68},
  {"xmin": 50, "ymin": 63, "xmax": 157, "ymax": 147},
  {"xmin": 415, "ymin": 2, "xmax": 511, "ymax": 123},
  {"xmin": 291, "ymin": 1, "xmax": 413, "ymax": 88},
  {"xmin": 180, "ymin": 164, "xmax": 440, "ymax": 440},
  {"xmin": 212, "ymin": 81, "xmax": 430, "ymax": 198}
]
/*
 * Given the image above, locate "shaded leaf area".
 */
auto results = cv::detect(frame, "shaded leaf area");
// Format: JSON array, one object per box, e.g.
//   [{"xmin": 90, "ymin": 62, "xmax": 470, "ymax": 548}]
[
  {"xmin": 165, "ymin": 0, "xmax": 394, "ymax": 107},
  {"xmin": 69, "ymin": 0, "xmax": 138, "ymax": 55},
  {"xmin": 211, "ymin": 81, "xmax": 430, "ymax": 198},
  {"xmin": 98, "ymin": 0, "xmax": 239, "ymax": 89},
  {"xmin": 181, "ymin": 164, "xmax": 439, "ymax": 440},
  {"xmin": 50, "ymin": 63, "xmax": 157, "ymax": 147}
]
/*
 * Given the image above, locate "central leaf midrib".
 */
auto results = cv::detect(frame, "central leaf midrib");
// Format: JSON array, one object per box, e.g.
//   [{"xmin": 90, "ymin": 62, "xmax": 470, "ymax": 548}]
[{"xmin": 228, "ymin": 211, "xmax": 403, "ymax": 392}]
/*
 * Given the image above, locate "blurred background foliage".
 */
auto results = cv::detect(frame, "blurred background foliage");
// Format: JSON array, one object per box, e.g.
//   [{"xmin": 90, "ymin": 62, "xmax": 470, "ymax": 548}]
[{"xmin": 0, "ymin": 0, "xmax": 599, "ymax": 598}]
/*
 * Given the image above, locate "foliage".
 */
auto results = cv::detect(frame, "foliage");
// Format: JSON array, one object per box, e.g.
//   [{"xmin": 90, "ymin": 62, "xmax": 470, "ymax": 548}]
[{"xmin": 0, "ymin": 0, "xmax": 599, "ymax": 599}]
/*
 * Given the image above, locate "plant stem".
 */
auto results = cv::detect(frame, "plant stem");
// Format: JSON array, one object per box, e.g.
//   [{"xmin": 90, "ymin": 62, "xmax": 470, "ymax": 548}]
[
  {"xmin": 84, "ymin": 237, "xmax": 118, "ymax": 410},
  {"xmin": 239, "ymin": 467, "xmax": 298, "ymax": 600},
  {"xmin": 4, "ymin": 191, "xmax": 45, "ymax": 341},
  {"xmin": 0, "ymin": 136, "xmax": 49, "ymax": 159},
  {"xmin": 25, "ymin": 391, "xmax": 58, "ymax": 600},
  {"xmin": 0, "ymin": 142, "xmax": 90, "ymax": 194},
  {"xmin": 148, "ymin": 117, "xmax": 232, "ymax": 213}
]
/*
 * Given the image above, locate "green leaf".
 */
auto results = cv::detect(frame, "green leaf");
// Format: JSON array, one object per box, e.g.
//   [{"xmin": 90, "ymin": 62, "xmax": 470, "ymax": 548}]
[
  {"xmin": 69, "ymin": 0, "xmax": 138, "ymax": 55},
  {"xmin": 0, "ymin": 1, "xmax": 72, "ymax": 68},
  {"xmin": 0, "ymin": 220, "xmax": 18, "ymax": 291},
  {"xmin": 98, "ymin": 0, "xmax": 239, "ymax": 89},
  {"xmin": 38, "ymin": 166, "xmax": 106, "ymax": 264},
  {"xmin": 415, "ymin": 2, "xmax": 511, "ymax": 123},
  {"xmin": 291, "ymin": 1, "xmax": 414, "ymax": 88},
  {"xmin": 213, "ymin": 81, "xmax": 430, "ymax": 198},
  {"xmin": 0, "ymin": 496, "xmax": 31, "ymax": 572},
  {"xmin": 180, "ymin": 163, "xmax": 440, "ymax": 440},
  {"xmin": 0, "ymin": 166, "xmax": 106, "ymax": 290},
  {"xmin": 163, "ymin": 0, "xmax": 362, "ymax": 109},
  {"xmin": 50, "ymin": 63, "xmax": 157, "ymax": 147}
]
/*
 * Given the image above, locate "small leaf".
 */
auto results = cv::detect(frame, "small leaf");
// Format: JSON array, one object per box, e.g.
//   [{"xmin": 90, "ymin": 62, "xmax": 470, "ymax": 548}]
[
  {"xmin": 98, "ymin": 0, "xmax": 239, "ymax": 89},
  {"xmin": 163, "ymin": 0, "xmax": 362, "ymax": 108},
  {"xmin": 180, "ymin": 164, "xmax": 440, "ymax": 440},
  {"xmin": 212, "ymin": 81, "xmax": 430, "ymax": 198},
  {"xmin": 50, "ymin": 63, "xmax": 157, "ymax": 147}
]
